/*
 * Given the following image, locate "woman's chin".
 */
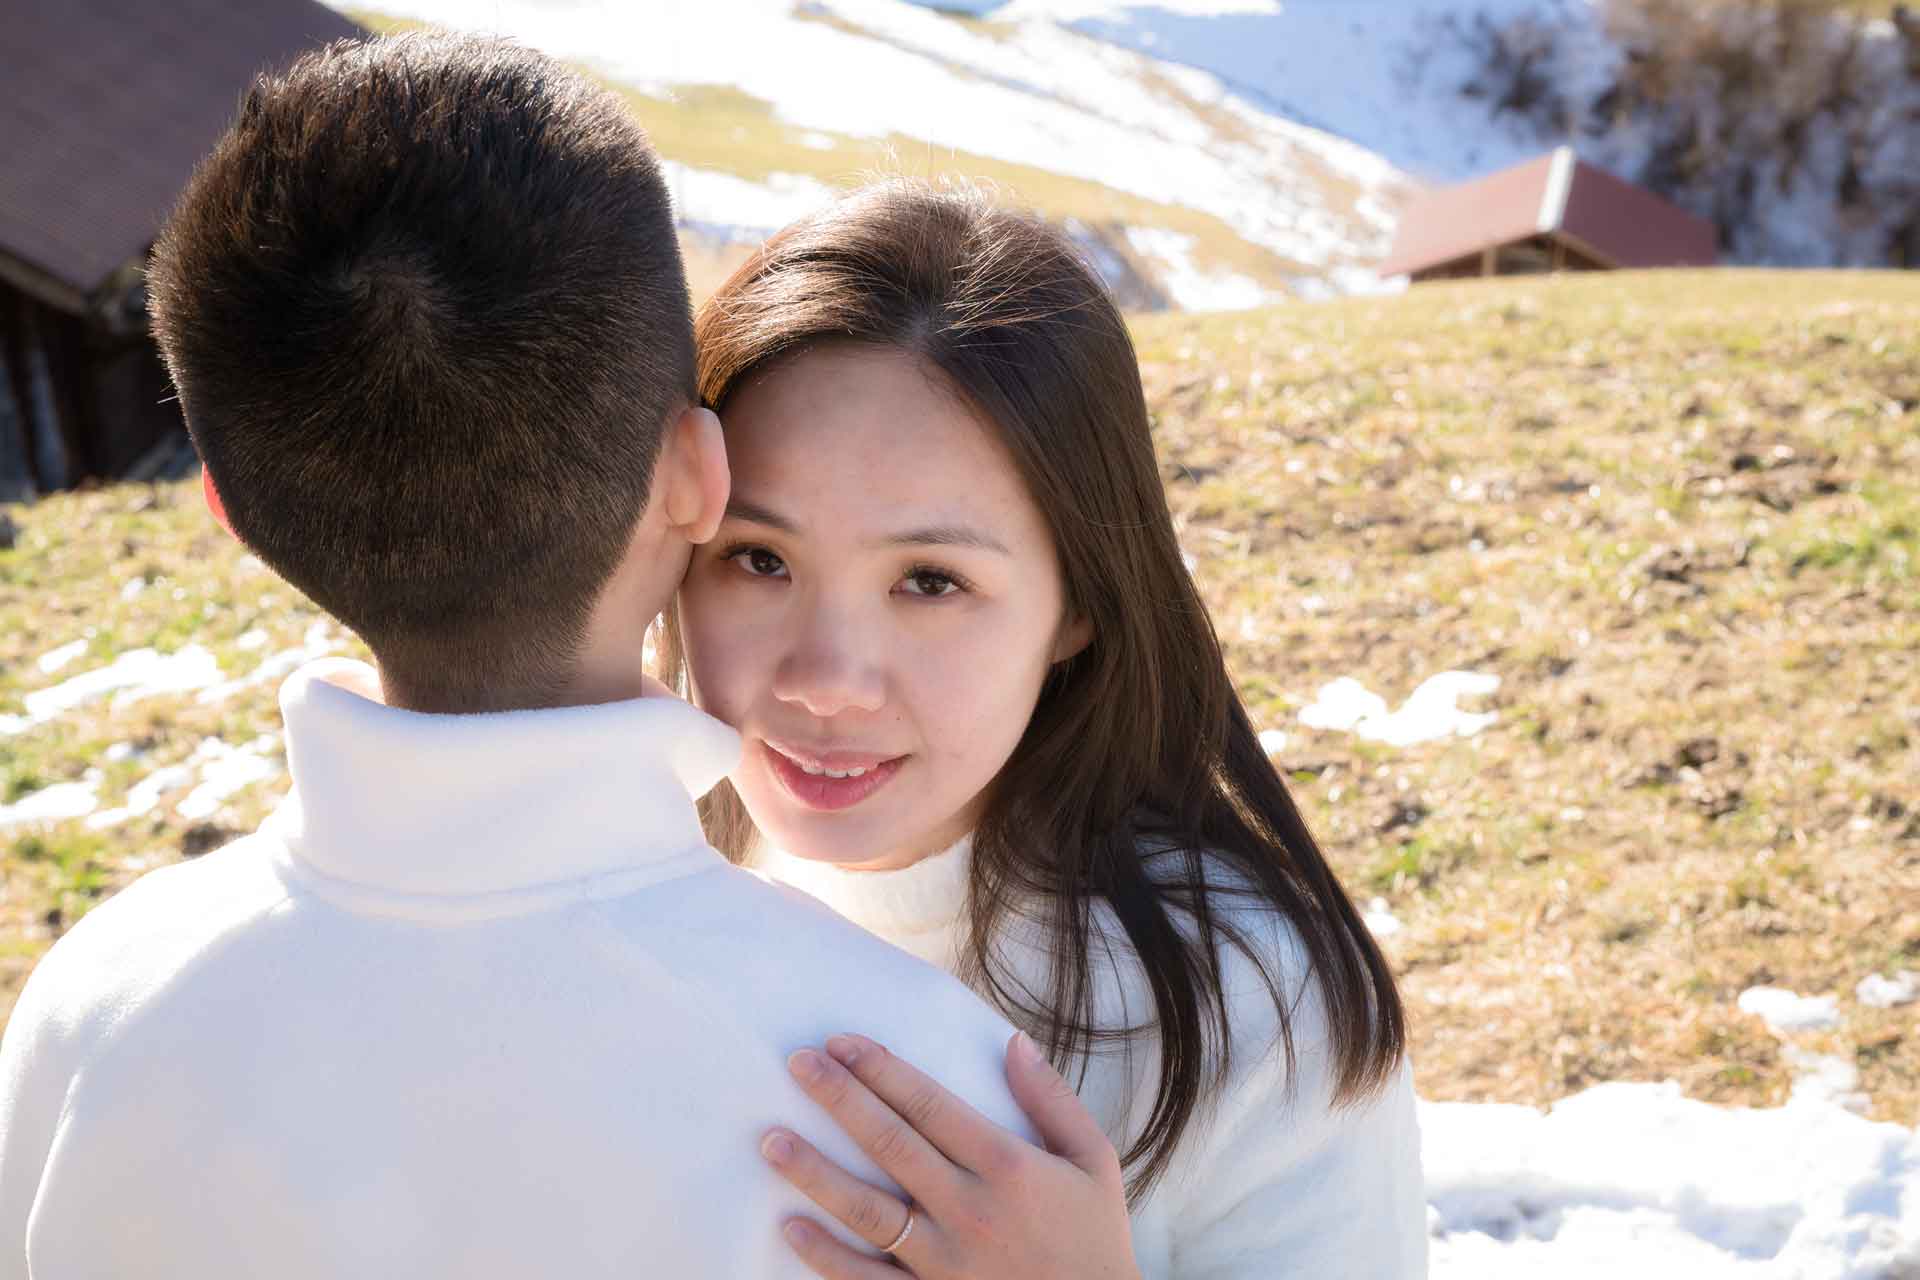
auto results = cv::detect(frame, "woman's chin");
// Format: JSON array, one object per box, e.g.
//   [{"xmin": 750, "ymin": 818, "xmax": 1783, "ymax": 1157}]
[
  {"xmin": 744, "ymin": 805, "xmax": 922, "ymax": 871},
  {"xmin": 767, "ymin": 826, "xmax": 911, "ymax": 870}
]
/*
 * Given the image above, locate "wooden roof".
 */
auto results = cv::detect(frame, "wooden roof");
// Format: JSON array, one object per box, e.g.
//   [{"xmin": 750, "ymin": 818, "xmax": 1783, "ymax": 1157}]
[
  {"xmin": 0, "ymin": 0, "xmax": 362, "ymax": 312},
  {"xmin": 1379, "ymin": 147, "xmax": 1719, "ymax": 278}
]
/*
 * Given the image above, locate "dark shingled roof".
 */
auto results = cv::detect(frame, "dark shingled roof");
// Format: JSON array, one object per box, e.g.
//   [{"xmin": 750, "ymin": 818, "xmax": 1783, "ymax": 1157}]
[
  {"xmin": 1379, "ymin": 147, "xmax": 1719, "ymax": 279},
  {"xmin": 0, "ymin": 0, "xmax": 363, "ymax": 310}
]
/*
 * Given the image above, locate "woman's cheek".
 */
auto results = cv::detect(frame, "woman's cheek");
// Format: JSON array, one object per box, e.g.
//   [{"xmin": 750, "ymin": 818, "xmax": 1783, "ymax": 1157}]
[
  {"xmin": 680, "ymin": 591, "xmax": 750, "ymax": 722},
  {"xmin": 925, "ymin": 616, "xmax": 1042, "ymax": 762}
]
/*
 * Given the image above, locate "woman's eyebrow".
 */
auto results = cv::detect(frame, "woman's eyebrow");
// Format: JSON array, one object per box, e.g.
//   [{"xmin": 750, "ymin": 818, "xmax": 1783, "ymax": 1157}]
[
  {"xmin": 727, "ymin": 500, "xmax": 1007, "ymax": 554},
  {"xmin": 723, "ymin": 498, "xmax": 800, "ymax": 533},
  {"xmin": 877, "ymin": 525, "xmax": 1010, "ymax": 554}
]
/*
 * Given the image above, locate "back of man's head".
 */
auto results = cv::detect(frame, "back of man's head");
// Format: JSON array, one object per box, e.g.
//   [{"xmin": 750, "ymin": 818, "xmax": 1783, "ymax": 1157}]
[{"xmin": 148, "ymin": 33, "xmax": 692, "ymax": 710}]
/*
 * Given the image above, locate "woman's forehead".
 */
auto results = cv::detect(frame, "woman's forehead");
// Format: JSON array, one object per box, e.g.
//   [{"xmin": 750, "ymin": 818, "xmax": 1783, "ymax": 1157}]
[{"xmin": 721, "ymin": 346, "xmax": 1039, "ymax": 530}]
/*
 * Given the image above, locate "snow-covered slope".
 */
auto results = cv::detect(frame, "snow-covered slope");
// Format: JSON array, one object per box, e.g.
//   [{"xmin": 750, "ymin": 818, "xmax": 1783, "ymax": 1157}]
[
  {"xmin": 348, "ymin": 0, "xmax": 1914, "ymax": 298},
  {"xmin": 346, "ymin": 0, "xmax": 1415, "ymax": 307},
  {"xmin": 1009, "ymin": 0, "xmax": 1614, "ymax": 182},
  {"xmin": 1027, "ymin": 0, "xmax": 1920, "ymax": 269}
]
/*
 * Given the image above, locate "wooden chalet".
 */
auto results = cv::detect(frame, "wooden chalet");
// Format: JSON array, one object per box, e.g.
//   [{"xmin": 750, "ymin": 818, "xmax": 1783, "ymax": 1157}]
[
  {"xmin": 0, "ymin": 0, "xmax": 362, "ymax": 501},
  {"xmin": 1379, "ymin": 147, "xmax": 1719, "ymax": 283}
]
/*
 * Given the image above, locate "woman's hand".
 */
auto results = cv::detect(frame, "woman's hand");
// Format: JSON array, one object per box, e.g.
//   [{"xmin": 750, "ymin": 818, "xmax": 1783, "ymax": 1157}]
[{"xmin": 763, "ymin": 1031, "xmax": 1141, "ymax": 1279}]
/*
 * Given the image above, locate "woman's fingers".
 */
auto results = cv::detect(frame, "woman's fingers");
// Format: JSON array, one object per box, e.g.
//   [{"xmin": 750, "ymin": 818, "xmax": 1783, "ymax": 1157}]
[
  {"xmin": 1004, "ymin": 1032, "xmax": 1124, "ymax": 1181},
  {"xmin": 823, "ymin": 1033, "xmax": 1018, "ymax": 1174},
  {"xmin": 781, "ymin": 1217, "xmax": 912, "ymax": 1280},
  {"xmin": 761, "ymin": 1127, "xmax": 922, "ymax": 1256},
  {"xmin": 788, "ymin": 1046, "xmax": 958, "ymax": 1205}
]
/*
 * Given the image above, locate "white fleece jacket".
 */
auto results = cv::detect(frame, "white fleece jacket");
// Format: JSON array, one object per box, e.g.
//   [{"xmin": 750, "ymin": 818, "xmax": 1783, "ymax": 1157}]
[
  {"xmin": 756, "ymin": 840, "xmax": 1429, "ymax": 1279},
  {"xmin": 0, "ymin": 659, "xmax": 1030, "ymax": 1279}
]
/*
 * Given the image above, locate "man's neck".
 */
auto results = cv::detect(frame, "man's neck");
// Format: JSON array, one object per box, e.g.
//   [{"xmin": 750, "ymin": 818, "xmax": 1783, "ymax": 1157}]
[
  {"xmin": 373, "ymin": 641, "xmax": 660, "ymax": 715},
  {"xmin": 373, "ymin": 530, "xmax": 684, "ymax": 714}
]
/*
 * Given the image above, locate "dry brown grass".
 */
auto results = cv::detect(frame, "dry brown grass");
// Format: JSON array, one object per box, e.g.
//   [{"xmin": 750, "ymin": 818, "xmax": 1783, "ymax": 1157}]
[
  {"xmin": 3, "ymin": 269, "xmax": 1916, "ymax": 1125},
  {"xmin": 1137, "ymin": 269, "xmax": 1918, "ymax": 1122}
]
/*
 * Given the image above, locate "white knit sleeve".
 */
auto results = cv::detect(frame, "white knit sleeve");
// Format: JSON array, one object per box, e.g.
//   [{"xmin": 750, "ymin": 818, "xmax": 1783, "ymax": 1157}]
[
  {"xmin": 0, "ymin": 937, "xmax": 92, "ymax": 1280},
  {"xmin": 1160, "ymin": 922, "xmax": 1428, "ymax": 1279}
]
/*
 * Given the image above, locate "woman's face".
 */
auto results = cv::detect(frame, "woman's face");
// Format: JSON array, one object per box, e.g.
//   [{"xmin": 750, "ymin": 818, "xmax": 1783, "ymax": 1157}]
[{"xmin": 678, "ymin": 344, "xmax": 1084, "ymax": 871}]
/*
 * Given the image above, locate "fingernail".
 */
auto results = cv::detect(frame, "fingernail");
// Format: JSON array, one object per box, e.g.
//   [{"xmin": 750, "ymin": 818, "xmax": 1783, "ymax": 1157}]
[
  {"xmin": 789, "ymin": 1049, "xmax": 827, "ymax": 1083},
  {"xmin": 1014, "ymin": 1032, "xmax": 1047, "ymax": 1067},
  {"xmin": 824, "ymin": 1034, "xmax": 862, "ymax": 1066},
  {"xmin": 784, "ymin": 1220, "xmax": 813, "ymax": 1248},
  {"xmin": 761, "ymin": 1130, "xmax": 795, "ymax": 1164}
]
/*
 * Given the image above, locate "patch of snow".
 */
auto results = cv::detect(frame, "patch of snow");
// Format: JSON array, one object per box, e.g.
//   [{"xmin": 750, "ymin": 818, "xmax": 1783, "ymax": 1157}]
[
  {"xmin": 103, "ymin": 741, "xmax": 139, "ymax": 763},
  {"xmin": 198, "ymin": 622, "xmax": 341, "ymax": 705},
  {"xmin": 22, "ymin": 646, "xmax": 224, "ymax": 725},
  {"xmin": 1782, "ymin": 1046, "xmax": 1871, "ymax": 1116},
  {"xmin": 1059, "ymin": 218, "xmax": 1159, "ymax": 304},
  {"xmin": 1256, "ymin": 728, "xmax": 1288, "ymax": 756},
  {"xmin": 1300, "ymin": 672, "xmax": 1500, "ymax": 747},
  {"xmin": 1422, "ymin": 1082, "xmax": 1920, "ymax": 1278},
  {"xmin": 0, "ymin": 776, "xmax": 102, "ymax": 830},
  {"xmin": 235, "ymin": 629, "xmax": 271, "ymax": 652},
  {"xmin": 664, "ymin": 163, "xmax": 836, "ymax": 244},
  {"xmin": 85, "ymin": 764, "xmax": 195, "ymax": 831},
  {"xmin": 0, "ymin": 714, "xmax": 27, "ymax": 737},
  {"xmin": 1857, "ymin": 971, "xmax": 1920, "ymax": 1010},
  {"xmin": 902, "ymin": 0, "xmax": 1009, "ymax": 14},
  {"xmin": 1299, "ymin": 676, "xmax": 1390, "ymax": 732},
  {"xmin": 175, "ymin": 736, "xmax": 283, "ymax": 821},
  {"xmin": 1123, "ymin": 228, "xmax": 1274, "ymax": 311},
  {"xmin": 1323, "ymin": 265, "xmax": 1405, "ymax": 297},
  {"xmin": 1363, "ymin": 896, "xmax": 1403, "ymax": 938},
  {"xmin": 1738, "ymin": 986, "xmax": 1842, "ymax": 1035},
  {"xmin": 35, "ymin": 639, "xmax": 88, "ymax": 675}
]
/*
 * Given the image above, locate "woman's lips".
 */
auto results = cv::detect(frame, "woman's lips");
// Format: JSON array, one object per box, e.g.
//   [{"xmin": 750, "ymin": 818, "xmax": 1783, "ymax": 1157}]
[{"xmin": 760, "ymin": 740, "xmax": 906, "ymax": 813}]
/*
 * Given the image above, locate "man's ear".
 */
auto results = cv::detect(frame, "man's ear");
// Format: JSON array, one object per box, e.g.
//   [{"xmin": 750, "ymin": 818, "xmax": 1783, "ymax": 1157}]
[
  {"xmin": 202, "ymin": 466, "xmax": 236, "ymax": 538},
  {"xmin": 1052, "ymin": 614, "xmax": 1093, "ymax": 664},
  {"xmin": 661, "ymin": 406, "xmax": 730, "ymax": 544}
]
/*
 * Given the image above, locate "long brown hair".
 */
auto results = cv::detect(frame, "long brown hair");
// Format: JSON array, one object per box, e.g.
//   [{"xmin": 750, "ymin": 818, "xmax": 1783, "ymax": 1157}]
[{"xmin": 674, "ymin": 182, "xmax": 1405, "ymax": 1202}]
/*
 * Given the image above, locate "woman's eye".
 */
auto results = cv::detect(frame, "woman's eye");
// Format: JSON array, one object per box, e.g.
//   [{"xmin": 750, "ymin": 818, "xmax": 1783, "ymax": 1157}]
[
  {"xmin": 899, "ymin": 568, "xmax": 963, "ymax": 598},
  {"xmin": 726, "ymin": 546, "xmax": 789, "ymax": 579}
]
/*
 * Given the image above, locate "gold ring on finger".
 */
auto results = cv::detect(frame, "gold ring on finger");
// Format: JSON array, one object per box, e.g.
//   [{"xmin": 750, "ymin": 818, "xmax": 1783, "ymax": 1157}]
[{"xmin": 881, "ymin": 1202, "xmax": 915, "ymax": 1254}]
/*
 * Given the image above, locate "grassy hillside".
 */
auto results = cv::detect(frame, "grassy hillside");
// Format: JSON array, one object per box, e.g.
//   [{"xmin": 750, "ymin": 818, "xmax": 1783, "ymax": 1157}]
[{"xmin": 3, "ymin": 271, "xmax": 1916, "ymax": 1124}]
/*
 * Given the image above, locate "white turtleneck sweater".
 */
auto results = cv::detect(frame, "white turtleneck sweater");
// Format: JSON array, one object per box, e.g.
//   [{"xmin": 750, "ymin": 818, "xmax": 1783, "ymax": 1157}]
[
  {"xmin": 0, "ymin": 659, "xmax": 1031, "ymax": 1280},
  {"xmin": 754, "ymin": 840, "xmax": 1429, "ymax": 1279}
]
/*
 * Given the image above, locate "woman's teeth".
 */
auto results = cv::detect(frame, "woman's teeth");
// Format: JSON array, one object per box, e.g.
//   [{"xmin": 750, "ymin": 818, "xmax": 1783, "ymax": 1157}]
[{"xmin": 797, "ymin": 763, "xmax": 868, "ymax": 778}]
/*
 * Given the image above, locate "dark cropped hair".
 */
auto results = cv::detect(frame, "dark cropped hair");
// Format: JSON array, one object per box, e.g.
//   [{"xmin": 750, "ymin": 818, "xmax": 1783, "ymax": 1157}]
[
  {"xmin": 148, "ymin": 32, "xmax": 694, "ymax": 710},
  {"xmin": 679, "ymin": 183, "xmax": 1407, "ymax": 1203}
]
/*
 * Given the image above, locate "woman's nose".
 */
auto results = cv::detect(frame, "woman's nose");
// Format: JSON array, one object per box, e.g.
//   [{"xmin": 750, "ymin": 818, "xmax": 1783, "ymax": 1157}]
[{"xmin": 770, "ymin": 608, "xmax": 886, "ymax": 718}]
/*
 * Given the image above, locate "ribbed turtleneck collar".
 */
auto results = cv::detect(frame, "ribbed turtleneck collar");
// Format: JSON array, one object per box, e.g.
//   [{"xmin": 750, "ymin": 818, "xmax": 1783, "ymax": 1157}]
[
  {"xmin": 750, "ymin": 838, "xmax": 974, "ymax": 958},
  {"xmin": 261, "ymin": 658, "xmax": 740, "ymax": 920}
]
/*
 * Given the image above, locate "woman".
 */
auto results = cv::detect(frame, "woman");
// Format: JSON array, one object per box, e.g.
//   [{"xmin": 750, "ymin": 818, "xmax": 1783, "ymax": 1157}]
[{"xmin": 667, "ymin": 183, "xmax": 1425, "ymax": 1278}]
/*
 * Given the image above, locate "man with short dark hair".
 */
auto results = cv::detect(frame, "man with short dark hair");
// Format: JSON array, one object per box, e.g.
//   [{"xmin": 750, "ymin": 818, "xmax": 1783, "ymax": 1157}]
[
  {"xmin": 0, "ymin": 33, "xmax": 1028, "ymax": 1278},
  {"xmin": 149, "ymin": 30, "xmax": 702, "ymax": 716}
]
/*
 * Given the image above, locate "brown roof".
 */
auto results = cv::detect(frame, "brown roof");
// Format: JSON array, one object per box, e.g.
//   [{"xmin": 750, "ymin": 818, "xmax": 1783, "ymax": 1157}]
[
  {"xmin": 0, "ymin": 0, "xmax": 363, "ymax": 311},
  {"xmin": 1379, "ymin": 147, "xmax": 1719, "ymax": 278}
]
